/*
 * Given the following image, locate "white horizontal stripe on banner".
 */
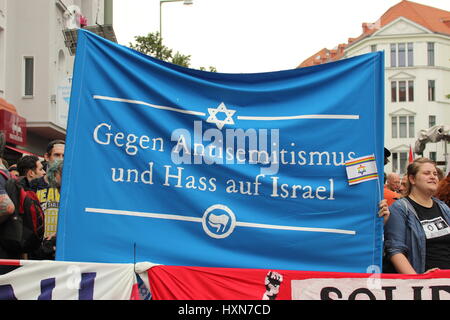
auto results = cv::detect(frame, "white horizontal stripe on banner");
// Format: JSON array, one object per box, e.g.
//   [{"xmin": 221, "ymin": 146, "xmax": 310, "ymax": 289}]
[
  {"xmin": 93, "ymin": 95, "xmax": 206, "ymax": 116},
  {"xmin": 85, "ymin": 207, "xmax": 356, "ymax": 236},
  {"xmin": 93, "ymin": 95, "xmax": 359, "ymax": 122},
  {"xmin": 237, "ymin": 114, "xmax": 360, "ymax": 121},
  {"xmin": 235, "ymin": 221, "xmax": 356, "ymax": 235},
  {"xmin": 85, "ymin": 207, "xmax": 202, "ymax": 223}
]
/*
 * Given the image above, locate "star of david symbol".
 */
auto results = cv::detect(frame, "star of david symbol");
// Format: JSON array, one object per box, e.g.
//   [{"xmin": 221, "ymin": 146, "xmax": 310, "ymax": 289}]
[
  {"xmin": 357, "ymin": 165, "xmax": 366, "ymax": 175},
  {"xmin": 206, "ymin": 102, "xmax": 236, "ymax": 130}
]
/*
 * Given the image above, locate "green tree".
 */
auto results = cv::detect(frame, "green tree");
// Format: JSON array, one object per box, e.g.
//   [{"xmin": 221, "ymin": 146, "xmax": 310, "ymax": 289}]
[
  {"xmin": 199, "ymin": 66, "xmax": 217, "ymax": 72},
  {"xmin": 129, "ymin": 31, "xmax": 216, "ymax": 71},
  {"xmin": 171, "ymin": 51, "xmax": 191, "ymax": 68},
  {"xmin": 129, "ymin": 32, "xmax": 173, "ymax": 61}
]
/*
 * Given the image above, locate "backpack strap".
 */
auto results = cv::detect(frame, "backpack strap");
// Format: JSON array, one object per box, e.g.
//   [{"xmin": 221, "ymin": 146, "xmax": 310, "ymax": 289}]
[
  {"xmin": 0, "ymin": 169, "xmax": 9, "ymax": 180},
  {"xmin": 19, "ymin": 188, "xmax": 28, "ymax": 214}
]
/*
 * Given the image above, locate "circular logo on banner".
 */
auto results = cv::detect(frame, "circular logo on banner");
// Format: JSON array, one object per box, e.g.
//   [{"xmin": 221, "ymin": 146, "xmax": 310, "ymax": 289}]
[{"xmin": 202, "ymin": 204, "xmax": 236, "ymax": 239}]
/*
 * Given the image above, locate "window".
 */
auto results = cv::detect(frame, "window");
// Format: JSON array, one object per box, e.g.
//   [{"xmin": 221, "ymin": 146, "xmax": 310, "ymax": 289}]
[
  {"xmin": 408, "ymin": 116, "xmax": 415, "ymax": 138},
  {"xmin": 24, "ymin": 56, "xmax": 34, "ymax": 96},
  {"xmin": 391, "ymin": 80, "xmax": 414, "ymax": 102},
  {"xmin": 392, "ymin": 117, "xmax": 398, "ymax": 138},
  {"xmin": 392, "ymin": 152, "xmax": 408, "ymax": 174},
  {"xmin": 429, "ymin": 115, "xmax": 436, "ymax": 128},
  {"xmin": 427, "ymin": 42, "xmax": 435, "ymax": 66},
  {"xmin": 392, "ymin": 153, "xmax": 398, "ymax": 172},
  {"xmin": 390, "ymin": 43, "xmax": 414, "ymax": 67},
  {"xmin": 428, "ymin": 80, "xmax": 435, "ymax": 101},
  {"xmin": 408, "ymin": 80, "xmax": 414, "ymax": 102},
  {"xmin": 399, "ymin": 152, "xmax": 408, "ymax": 174},
  {"xmin": 391, "ymin": 115, "xmax": 415, "ymax": 138},
  {"xmin": 407, "ymin": 43, "xmax": 414, "ymax": 67},
  {"xmin": 399, "ymin": 116, "xmax": 407, "ymax": 138},
  {"xmin": 399, "ymin": 81, "xmax": 406, "ymax": 102},
  {"xmin": 371, "ymin": 45, "xmax": 377, "ymax": 52},
  {"xmin": 398, "ymin": 43, "xmax": 406, "ymax": 67},
  {"xmin": 429, "ymin": 152, "xmax": 436, "ymax": 162},
  {"xmin": 390, "ymin": 44, "xmax": 396, "ymax": 67},
  {"xmin": 391, "ymin": 81, "xmax": 397, "ymax": 102}
]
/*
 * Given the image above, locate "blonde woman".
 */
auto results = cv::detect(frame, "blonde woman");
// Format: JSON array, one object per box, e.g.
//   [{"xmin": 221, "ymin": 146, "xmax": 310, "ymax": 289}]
[{"xmin": 384, "ymin": 158, "xmax": 450, "ymax": 274}]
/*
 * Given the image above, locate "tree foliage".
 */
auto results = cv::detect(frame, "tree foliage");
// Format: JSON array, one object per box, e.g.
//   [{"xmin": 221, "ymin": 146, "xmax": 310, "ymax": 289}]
[
  {"xmin": 129, "ymin": 32, "xmax": 215, "ymax": 71},
  {"xmin": 129, "ymin": 32, "xmax": 172, "ymax": 61},
  {"xmin": 199, "ymin": 66, "xmax": 217, "ymax": 72},
  {"xmin": 171, "ymin": 51, "xmax": 191, "ymax": 68}
]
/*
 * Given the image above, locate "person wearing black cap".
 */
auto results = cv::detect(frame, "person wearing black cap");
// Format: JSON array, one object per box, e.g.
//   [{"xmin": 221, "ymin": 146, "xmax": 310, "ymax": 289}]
[
  {"xmin": 384, "ymin": 147, "xmax": 391, "ymax": 166},
  {"xmin": 383, "ymin": 147, "xmax": 401, "ymax": 206}
]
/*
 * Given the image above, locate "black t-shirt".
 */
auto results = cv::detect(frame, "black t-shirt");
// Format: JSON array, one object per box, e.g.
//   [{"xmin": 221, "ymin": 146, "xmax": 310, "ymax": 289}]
[{"xmin": 407, "ymin": 197, "xmax": 450, "ymax": 270}]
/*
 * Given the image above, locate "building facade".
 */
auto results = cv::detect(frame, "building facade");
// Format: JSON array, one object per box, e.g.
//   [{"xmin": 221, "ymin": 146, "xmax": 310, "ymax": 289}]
[
  {"xmin": 0, "ymin": 0, "xmax": 113, "ymax": 165},
  {"xmin": 299, "ymin": 1, "xmax": 450, "ymax": 174}
]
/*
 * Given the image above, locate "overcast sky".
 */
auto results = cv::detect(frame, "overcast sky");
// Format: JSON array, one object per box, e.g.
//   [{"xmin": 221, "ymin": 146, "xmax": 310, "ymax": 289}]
[{"xmin": 113, "ymin": 0, "xmax": 450, "ymax": 73}]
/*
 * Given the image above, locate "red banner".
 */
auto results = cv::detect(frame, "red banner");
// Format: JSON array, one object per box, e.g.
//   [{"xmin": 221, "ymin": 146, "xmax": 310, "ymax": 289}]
[
  {"xmin": 1, "ymin": 259, "xmax": 450, "ymax": 300},
  {"xmin": 0, "ymin": 109, "xmax": 27, "ymax": 146},
  {"xmin": 145, "ymin": 265, "xmax": 450, "ymax": 300}
]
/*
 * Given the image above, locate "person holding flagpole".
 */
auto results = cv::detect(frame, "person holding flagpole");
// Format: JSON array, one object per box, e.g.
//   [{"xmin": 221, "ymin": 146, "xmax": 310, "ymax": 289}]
[
  {"xmin": 384, "ymin": 158, "xmax": 450, "ymax": 274},
  {"xmin": 344, "ymin": 153, "xmax": 390, "ymax": 224}
]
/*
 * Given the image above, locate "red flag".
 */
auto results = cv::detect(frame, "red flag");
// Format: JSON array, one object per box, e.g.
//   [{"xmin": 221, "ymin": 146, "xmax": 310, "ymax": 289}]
[{"xmin": 409, "ymin": 145, "xmax": 414, "ymax": 163}]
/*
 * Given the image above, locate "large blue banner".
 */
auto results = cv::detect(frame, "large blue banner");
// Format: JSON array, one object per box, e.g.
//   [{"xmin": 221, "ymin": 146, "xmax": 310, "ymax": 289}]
[{"xmin": 56, "ymin": 30, "xmax": 385, "ymax": 273}]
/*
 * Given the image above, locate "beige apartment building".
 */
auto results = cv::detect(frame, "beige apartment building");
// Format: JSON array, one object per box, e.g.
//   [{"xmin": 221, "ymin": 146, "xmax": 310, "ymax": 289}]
[
  {"xmin": 0, "ymin": 0, "xmax": 114, "ymax": 165},
  {"xmin": 299, "ymin": 0, "xmax": 450, "ymax": 174}
]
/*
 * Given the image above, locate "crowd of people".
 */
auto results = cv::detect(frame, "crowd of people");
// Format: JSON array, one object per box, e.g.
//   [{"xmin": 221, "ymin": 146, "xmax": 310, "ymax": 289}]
[
  {"xmin": 0, "ymin": 133, "xmax": 64, "ymax": 261},
  {"xmin": 0, "ymin": 131, "xmax": 449, "ymax": 275},
  {"xmin": 383, "ymin": 151, "xmax": 450, "ymax": 274}
]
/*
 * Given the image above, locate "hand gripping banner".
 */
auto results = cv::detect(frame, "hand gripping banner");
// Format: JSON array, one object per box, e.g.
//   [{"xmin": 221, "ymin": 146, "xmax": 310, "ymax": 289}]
[{"xmin": 56, "ymin": 29, "xmax": 385, "ymax": 272}]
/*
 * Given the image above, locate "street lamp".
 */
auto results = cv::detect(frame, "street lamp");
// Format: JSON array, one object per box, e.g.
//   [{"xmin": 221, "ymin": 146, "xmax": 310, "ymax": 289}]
[{"xmin": 159, "ymin": 0, "xmax": 193, "ymax": 41}]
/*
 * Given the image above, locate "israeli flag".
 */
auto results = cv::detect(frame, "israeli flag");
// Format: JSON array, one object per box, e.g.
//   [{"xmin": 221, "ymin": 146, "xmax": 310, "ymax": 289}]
[{"xmin": 345, "ymin": 155, "xmax": 379, "ymax": 185}]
